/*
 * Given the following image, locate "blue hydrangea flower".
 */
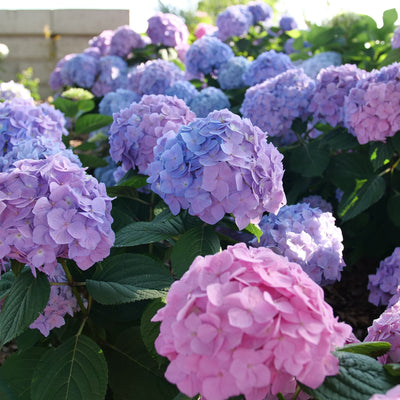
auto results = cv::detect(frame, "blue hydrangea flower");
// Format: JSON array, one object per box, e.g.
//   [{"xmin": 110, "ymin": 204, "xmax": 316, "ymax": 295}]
[
  {"xmin": 296, "ymin": 51, "xmax": 342, "ymax": 79},
  {"xmin": 88, "ymin": 29, "xmax": 113, "ymax": 56},
  {"xmin": 185, "ymin": 36, "xmax": 234, "ymax": 76},
  {"xmin": 279, "ymin": 15, "xmax": 298, "ymax": 31},
  {"xmin": 242, "ymin": 50, "xmax": 294, "ymax": 86},
  {"xmin": 217, "ymin": 56, "xmax": 250, "ymax": 90},
  {"xmin": 246, "ymin": 0, "xmax": 273, "ymax": 24},
  {"xmin": 392, "ymin": 26, "xmax": 400, "ymax": 49},
  {"xmin": 109, "ymin": 25, "xmax": 145, "ymax": 58},
  {"xmin": 165, "ymin": 80, "xmax": 198, "ymax": 104},
  {"xmin": 189, "ymin": 87, "xmax": 230, "ymax": 117},
  {"xmin": 0, "ymin": 80, "xmax": 32, "ymax": 101},
  {"xmin": 99, "ymin": 88, "xmax": 141, "ymax": 116},
  {"xmin": 216, "ymin": 4, "xmax": 254, "ymax": 42}
]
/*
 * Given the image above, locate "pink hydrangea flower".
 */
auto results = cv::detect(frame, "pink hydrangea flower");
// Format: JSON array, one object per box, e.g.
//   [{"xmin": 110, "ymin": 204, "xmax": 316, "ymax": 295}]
[
  {"xmin": 194, "ymin": 23, "xmax": 218, "ymax": 39},
  {"xmin": 369, "ymin": 385, "xmax": 400, "ymax": 400},
  {"xmin": 152, "ymin": 243, "xmax": 352, "ymax": 399}
]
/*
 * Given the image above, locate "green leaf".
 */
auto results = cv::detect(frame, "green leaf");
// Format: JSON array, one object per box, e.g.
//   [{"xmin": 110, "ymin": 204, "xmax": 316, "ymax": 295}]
[
  {"xmin": 31, "ymin": 335, "xmax": 108, "ymax": 400},
  {"xmin": 0, "ymin": 271, "xmax": 15, "ymax": 299},
  {"xmin": 300, "ymin": 351, "xmax": 400, "ymax": 400},
  {"xmin": 338, "ymin": 175, "xmax": 386, "ymax": 222},
  {"xmin": 74, "ymin": 114, "xmax": 113, "ymax": 135},
  {"xmin": 383, "ymin": 8, "xmax": 398, "ymax": 29},
  {"xmin": 77, "ymin": 154, "xmax": 108, "ymax": 168},
  {"xmin": 52, "ymin": 97, "xmax": 79, "ymax": 118},
  {"xmin": 171, "ymin": 225, "xmax": 220, "ymax": 278},
  {"xmin": 0, "ymin": 347, "xmax": 46, "ymax": 400},
  {"xmin": 338, "ymin": 342, "xmax": 391, "ymax": 359},
  {"xmin": 384, "ymin": 364, "xmax": 400, "ymax": 376},
  {"xmin": 77, "ymin": 99, "xmax": 95, "ymax": 113},
  {"xmin": 245, "ymin": 223, "xmax": 263, "ymax": 243},
  {"xmin": 369, "ymin": 142, "xmax": 394, "ymax": 171},
  {"xmin": 0, "ymin": 270, "xmax": 50, "ymax": 346},
  {"xmin": 0, "ymin": 376, "xmax": 16, "ymax": 400},
  {"xmin": 387, "ymin": 193, "xmax": 400, "ymax": 228},
  {"xmin": 86, "ymin": 253, "xmax": 173, "ymax": 304}
]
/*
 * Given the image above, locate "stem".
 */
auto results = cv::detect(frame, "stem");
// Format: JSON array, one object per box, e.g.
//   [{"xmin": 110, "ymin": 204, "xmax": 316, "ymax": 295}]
[
  {"xmin": 49, "ymin": 281, "xmax": 86, "ymax": 286},
  {"xmin": 291, "ymin": 386, "xmax": 302, "ymax": 400}
]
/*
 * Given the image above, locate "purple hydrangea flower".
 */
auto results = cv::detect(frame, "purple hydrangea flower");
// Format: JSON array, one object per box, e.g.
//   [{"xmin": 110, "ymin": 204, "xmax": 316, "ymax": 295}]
[
  {"xmin": 309, "ymin": 64, "xmax": 367, "ymax": 127},
  {"xmin": 217, "ymin": 56, "xmax": 251, "ymax": 90},
  {"xmin": 185, "ymin": 36, "xmax": 234, "ymax": 76},
  {"xmin": 392, "ymin": 26, "xmax": 400, "ymax": 49},
  {"xmin": 0, "ymin": 154, "xmax": 115, "ymax": 275},
  {"xmin": 165, "ymin": 80, "xmax": 198, "ymax": 105},
  {"xmin": 0, "ymin": 80, "xmax": 32, "ymax": 101},
  {"xmin": 343, "ymin": 63, "xmax": 400, "ymax": 144},
  {"xmin": 99, "ymin": 88, "xmax": 141, "ymax": 116},
  {"xmin": 146, "ymin": 12, "xmax": 189, "ymax": 48},
  {"xmin": 279, "ymin": 15, "xmax": 298, "ymax": 31},
  {"xmin": 109, "ymin": 94, "xmax": 196, "ymax": 175},
  {"xmin": 189, "ymin": 86, "xmax": 230, "ymax": 118},
  {"xmin": 91, "ymin": 55, "xmax": 128, "ymax": 97},
  {"xmin": 127, "ymin": 59, "xmax": 184, "ymax": 95},
  {"xmin": 216, "ymin": 4, "xmax": 254, "ymax": 42},
  {"xmin": 240, "ymin": 68, "xmax": 316, "ymax": 145},
  {"xmin": 88, "ymin": 29, "xmax": 114, "ymax": 56},
  {"xmin": 49, "ymin": 53, "xmax": 76, "ymax": 91},
  {"xmin": 368, "ymin": 247, "xmax": 400, "ymax": 306},
  {"xmin": 300, "ymin": 194, "xmax": 333, "ymax": 213},
  {"xmin": 29, "ymin": 263, "xmax": 78, "ymax": 336},
  {"xmin": 246, "ymin": 0, "xmax": 273, "ymax": 24},
  {"xmin": 109, "ymin": 25, "xmax": 146, "ymax": 58},
  {"xmin": 242, "ymin": 50, "xmax": 294, "ymax": 86},
  {"xmin": 147, "ymin": 109, "xmax": 286, "ymax": 229},
  {"xmin": 251, "ymin": 202, "xmax": 345, "ymax": 285}
]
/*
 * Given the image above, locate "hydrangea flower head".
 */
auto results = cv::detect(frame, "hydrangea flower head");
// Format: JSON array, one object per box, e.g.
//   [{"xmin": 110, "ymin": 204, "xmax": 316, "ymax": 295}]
[
  {"xmin": 49, "ymin": 53, "xmax": 76, "ymax": 91},
  {"xmin": 98, "ymin": 88, "xmax": 141, "ymax": 116},
  {"xmin": 194, "ymin": 22, "xmax": 218, "ymax": 39},
  {"xmin": 279, "ymin": 15, "xmax": 298, "ymax": 31},
  {"xmin": 189, "ymin": 87, "xmax": 230, "ymax": 117},
  {"xmin": 88, "ymin": 29, "xmax": 113, "ymax": 56},
  {"xmin": 297, "ymin": 51, "xmax": 342, "ymax": 79},
  {"xmin": 391, "ymin": 26, "xmax": 400, "ymax": 49},
  {"xmin": 165, "ymin": 80, "xmax": 198, "ymax": 105},
  {"xmin": 109, "ymin": 94, "xmax": 196, "ymax": 175},
  {"xmin": 147, "ymin": 109, "xmax": 286, "ymax": 229},
  {"xmin": 216, "ymin": 4, "xmax": 254, "ymax": 42},
  {"xmin": 242, "ymin": 50, "xmax": 294, "ymax": 86},
  {"xmin": 251, "ymin": 202, "xmax": 346, "ymax": 285},
  {"xmin": 0, "ymin": 153, "xmax": 115, "ymax": 274},
  {"xmin": 185, "ymin": 35, "xmax": 234, "ymax": 76},
  {"xmin": 241, "ymin": 68, "xmax": 316, "ymax": 145},
  {"xmin": 300, "ymin": 194, "xmax": 333, "ymax": 213},
  {"xmin": 109, "ymin": 25, "xmax": 146, "ymax": 58},
  {"xmin": 127, "ymin": 59, "xmax": 184, "ymax": 95},
  {"xmin": 368, "ymin": 247, "xmax": 400, "ymax": 306},
  {"xmin": 152, "ymin": 242, "xmax": 352, "ymax": 399},
  {"xmin": 309, "ymin": 64, "xmax": 367, "ymax": 127},
  {"xmin": 146, "ymin": 12, "xmax": 189, "ymax": 48},
  {"xmin": 369, "ymin": 386, "xmax": 400, "ymax": 400},
  {"xmin": 246, "ymin": 0, "xmax": 273, "ymax": 23},
  {"xmin": 0, "ymin": 80, "xmax": 32, "ymax": 101},
  {"xmin": 343, "ymin": 63, "xmax": 400, "ymax": 144},
  {"xmin": 217, "ymin": 56, "xmax": 251, "ymax": 90}
]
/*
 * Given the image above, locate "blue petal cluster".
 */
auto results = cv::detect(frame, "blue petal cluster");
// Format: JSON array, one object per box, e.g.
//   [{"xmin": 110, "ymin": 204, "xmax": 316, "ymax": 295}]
[
  {"xmin": 109, "ymin": 25, "xmax": 146, "ymax": 58},
  {"xmin": 246, "ymin": 0, "xmax": 273, "ymax": 23},
  {"xmin": 279, "ymin": 15, "xmax": 298, "ymax": 31},
  {"xmin": 189, "ymin": 87, "xmax": 231, "ymax": 117},
  {"xmin": 296, "ymin": 51, "xmax": 342, "ymax": 79},
  {"xmin": 217, "ymin": 56, "xmax": 250, "ymax": 90},
  {"xmin": 99, "ymin": 88, "xmax": 141, "ymax": 116},
  {"xmin": 165, "ymin": 80, "xmax": 198, "ymax": 104}
]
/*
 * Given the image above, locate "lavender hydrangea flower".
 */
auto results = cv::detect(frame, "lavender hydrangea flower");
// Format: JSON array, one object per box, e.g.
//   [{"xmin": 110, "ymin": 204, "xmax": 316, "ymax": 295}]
[
  {"xmin": 189, "ymin": 86, "xmax": 230, "ymax": 117},
  {"xmin": 296, "ymin": 51, "xmax": 342, "ymax": 79},
  {"xmin": 88, "ymin": 29, "xmax": 113, "ymax": 56},
  {"xmin": 309, "ymin": 64, "xmax": 367, "ymax": 127},
  {"xmin": 216, "ymin": 4, "xmax": 254, "ymax": 42},
  {"xmin": 91, "ymin": 56, "xmax": 128, "ymax": 97},
  {"xmin": 146, "ymin": 12, "xmax": 189, "ymax": 48},
  {"xmin": 165, "ymin": 80, "xmax": 198, "ymax": 104},
  {"xmin": 343, "ymin": 62, "xmax": 400, "ymax": 144},
  {"xmin": 29, "ymin": 263, "xmax": 78, "ymax": 336},
  {"xmin": 49, "ymin": 53, "xmax": 76, "ymax": 91},
  {"xmin": 240, "ymin": 68, "xmax": 316, "ymax": 145},
  {"xmin": 185, "ymin": 36, "xmax": 234, "ymax": 76},
  {"xmin": 109, "ymin": 25, "xmax": 146, "ymax": 58},
  {"xmin": 0, "ymin": 80, "xmax": 32, "ymax": 101},
  {"xmin": 251, "ymin": 202, "xmax": 345, "ymax": 285},
  {"xmin": 279, "ymin": 15, "xmax": 298, "ymax": 31},
  {"xmin": 246, "ymin": 0, "xmax": 273, "ymax": 24},
  {"xmin": 98, "ymin": 88, "xmax": 141, "ymax": 116},
  {"xmin": 147, "ymin": 109, "xmax": 286, "ymax": 230},
  {"xmin": 127, "ymin": 59, "xmax": 184, "ymax": 95},
  {"xmin": 109, "ymin": 94, "xmax": 196, "ymax": 175},
  {"xmin": 301, "ymin": 194, "xmax": 333, "ymax": 213},
  {"xmin": 217, "ymin": 56, "xmax": 250, "ymax": 90},
  {"xmin": 368, "ymin": 247, "xmax": 400, "ymax": 306},
  {"xmin": 0, "ymin": 154, "xmax": 115, "ymax": 275},
  {"xmin": 391, "ymin": 26, "xmax": 400, "ymax": 49},
  {"xmin": 242, "ymin": 50, "xmax": 294, "ymax": 86}
]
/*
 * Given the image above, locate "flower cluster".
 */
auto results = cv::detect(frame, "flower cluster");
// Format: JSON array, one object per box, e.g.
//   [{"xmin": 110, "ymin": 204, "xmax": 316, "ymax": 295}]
[
  {"xmin": 279, "ymin": 15, "xmax": 298, "ymax": 31},
  {"xmin": 0, "ymin": 80, "xmax": 32, "ymax": 101},
  {"xmin": 216, "ymin": 4, "xmax": 254, "ymax": 42},
  {"xmin": 217, "ymin": 56, "xmax": 251, "ymax": 90},
  {"xmin": 247, "ymin": 0, "xmax": 273, "ymax": 24},
  {"xmin": 109, "ymin": 94, "xmax": 196, "ymax": 175},
  {"xmin": 127, "ymin": 59, "xmax": 184, "ymax": 95},
  {"xmin": 88, "ymin": 29, "xmax": 114, "ymax": 56},
  {"xmin": 240, "ymin": 68, "xmax": 316, "ymax": 145},
  {"xmin": 243, "ymin": 50, "xmax": 294, "ymax": 86},
  {"xmin": 147, "ymin": 109, "xmax": 286, "ymax": 229},
  {"xmin": 29, "ymin": 263, "xmax": 78, "ymax": 337},
  {"xmin": 152, "ymin": 242, "xmax": 352, "ymax": 399},
  {"xmin": 98, "ymin": 88, "xmax": 141, "ymax": 116},
  {"xmin": 368, "ymin": 247, "xmax": 400, "ymax": 306},
  {"xmin": 146, "ymin": 12, "xmax": 189, "ymax": 48},
  {"xmin": 391, "ymin": 26, "xmax": 400, "ymax": 49},
  {"xmin": 48, "ymin": 54, "xmax": 76, "ymax": 91},
  {"xmin": 189, "ymin": 87, "xmax": 231, "ymax": 118},
  {"xmin": 251, "ymin": 202, "xmax": 346, "ymax": 286},
  {"xmin": 369, "ymin": 386, "xmax": 400, "ymax": 400},
  {"xmin": 109, "ymin": 25, "xmax": 146, "ymax": 58},
  {"xmin": 185, "ymin": 35, "xmax": 234, "ymax": 76},
  {"xmin": 309, "ymin": 64, "xmax": 366, "ymax": 127},
  {"xmin": 343, "ymin": 62, "xmax": 400, "ymax": 144},
  {"xmin": 300, "ymin": 194, "xmax": 333, "ymax": 213},
  {"xmin": 165, "ymin": 80, "xmax": 198, "ymax": 104},
  {"xmin": 296, "ymin": 51, "xmax": 342, "ymax": 79},
  {"xmin": 194, "ymin": 22, "xmax": 218, "ymax": 39},
  {"xmin": 0, "ymin": 153, "xmax": 115, "ymax": 275}
]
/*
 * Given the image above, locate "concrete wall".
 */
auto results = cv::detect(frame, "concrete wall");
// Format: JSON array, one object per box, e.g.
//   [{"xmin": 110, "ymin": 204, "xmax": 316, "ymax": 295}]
[{"xmin": 0, "ymin": 10, "xmax": 130, "ymax": 99}]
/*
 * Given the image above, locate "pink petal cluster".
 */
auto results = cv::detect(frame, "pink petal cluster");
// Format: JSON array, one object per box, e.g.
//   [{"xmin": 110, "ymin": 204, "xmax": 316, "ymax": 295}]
[
  {"xmin": 109, "ymin": 94, "xmax": 196, "ymax": 175},
  {"xmin": 152, "ymin": 243, "xmax": 352, "ymax": 399},
  {"xmin": 0, "ymin": 153, "xmax": 115, "ymax": 275},
  {"xmin": 194, "ymin": 22, "xmax": 218, "ymax": 39},
  {"xmin": 369, "ymin": 385, "xmax": 400, "ymax": 400}
]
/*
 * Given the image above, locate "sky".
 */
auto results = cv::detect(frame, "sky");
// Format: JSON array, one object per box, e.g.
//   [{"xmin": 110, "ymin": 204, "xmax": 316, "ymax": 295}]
[{"xmin": 1, "ymin": 0, "xmax": 398, "ymax": 33}]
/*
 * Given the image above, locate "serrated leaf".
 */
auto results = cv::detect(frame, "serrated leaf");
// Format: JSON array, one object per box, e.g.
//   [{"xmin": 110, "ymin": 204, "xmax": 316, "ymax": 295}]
[
  {"xmin": 0, "ymin": 270, "xmax": 50, "ymax": 346},
  {"xmin": 52, "ymin": 97, "xmax": 79, "ymax": 118},
  {"xmin": 74, "ymin": 114, "xmax": 113, "ymax": 134},
  {"xmin": 300, "ymin": 351, "xmax": 400, "ymax": 400},
  {"xmin": 0, "ymin": 271, "xmax": 15, "ymax": 299},
  {"xmin": 31, "ymin": 335, "xmax": 108, "ymax": 400},
  {"xmin": 387, "ymin": 193, "xmax": 400, "ymax": 228},
  {"xmin": 369, "ymin": 142, "xmax": 394, "ymax": 171},
  {"xmin": 171, "ymin": 225, "xmax": 220, "ymax": 278},
  {"xmin": 338, "ymin": 341, "xmax": 391, "ymax": 359},
  {"xmin": 77, "ymin": 154, "xmax": 108, "ymax": 168},
  {"xmin": 86, "ymin": 253, "xmax": 172, "ymax": 304},
  {"xmin": 77, "ymin": 99, "xmax": 95, "ymax": 113}
]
